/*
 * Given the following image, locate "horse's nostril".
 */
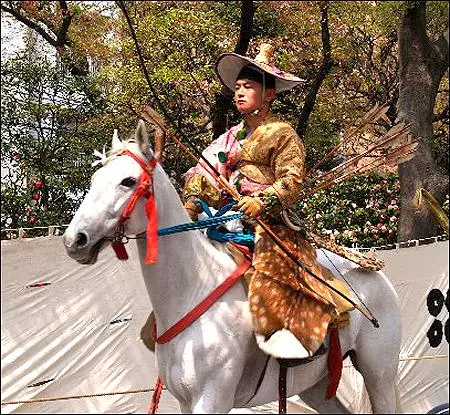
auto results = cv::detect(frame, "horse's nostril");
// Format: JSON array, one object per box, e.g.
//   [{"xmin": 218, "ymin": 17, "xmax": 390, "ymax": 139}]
[{"xmin": 75, "ymin": 232, "xmax": 88, "ymax": 248}]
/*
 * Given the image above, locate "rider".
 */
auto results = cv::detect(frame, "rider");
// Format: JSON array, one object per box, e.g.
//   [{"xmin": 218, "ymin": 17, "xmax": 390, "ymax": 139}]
[{"xmin": 181, "ymin": 43, "xmax": 341, "ymax": 359}]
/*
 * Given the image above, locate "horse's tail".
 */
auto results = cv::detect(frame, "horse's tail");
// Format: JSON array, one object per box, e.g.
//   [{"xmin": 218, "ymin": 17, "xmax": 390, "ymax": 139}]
[{"xmin": 395, "ymin": 379, "xmax": 402, "ymax": 414}]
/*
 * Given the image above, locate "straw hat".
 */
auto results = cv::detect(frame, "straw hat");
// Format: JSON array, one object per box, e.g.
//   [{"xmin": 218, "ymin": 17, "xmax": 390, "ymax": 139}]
[{"xmin": 215, "ymin": 43, "xmax": 305, "ymax": 94}]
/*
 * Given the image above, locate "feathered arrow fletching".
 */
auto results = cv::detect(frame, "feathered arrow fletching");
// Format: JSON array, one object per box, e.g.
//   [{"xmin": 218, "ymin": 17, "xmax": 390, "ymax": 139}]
[
  {"xmin": 304, "ymin": 119, "xmax": 416, "ymax": 196},
  {"xmin": 134, "ymin": 105, "xmax": 167, "ymax": 160},
  {"xmin": 133, "ymin": 103, "xmax": 417, "ymax": 200},
  {"xmin": 140, "ymin": 105, "xmax": 169, "ymax": 132},
  {"xmin": 306, "ymin": 103, "xmax": 391, "ymax": 177}
]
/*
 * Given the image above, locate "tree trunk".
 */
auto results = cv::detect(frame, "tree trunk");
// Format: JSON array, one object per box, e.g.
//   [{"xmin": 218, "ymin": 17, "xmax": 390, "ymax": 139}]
[
  {"xmin": 296, "ymin": 2, "xmax": 334, "ymax": 139},
  {"xmin": 396, "ymin": 1, "xmax": 449, "ymax": 242}
]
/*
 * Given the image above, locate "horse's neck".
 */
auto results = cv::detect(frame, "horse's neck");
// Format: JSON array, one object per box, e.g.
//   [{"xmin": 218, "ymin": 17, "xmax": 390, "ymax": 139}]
[{"xmin": 137, "ymin": 167, "xmax": 237, "ymax": 334}]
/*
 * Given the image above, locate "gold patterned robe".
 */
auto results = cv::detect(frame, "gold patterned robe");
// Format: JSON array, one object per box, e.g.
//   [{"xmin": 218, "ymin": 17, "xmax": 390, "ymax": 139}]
[{"xmin": 183, "ymin": 113, "xmax": 337, "ymax": 354}]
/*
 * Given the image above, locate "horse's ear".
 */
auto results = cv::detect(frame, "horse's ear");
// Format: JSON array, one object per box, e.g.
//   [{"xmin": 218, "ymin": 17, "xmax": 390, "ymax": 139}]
[
  {"xmin": 111, "ymin": 129, "xmax": 123, "ymax": 152},
  {"xmin": 135, "ymin": 119, "xmax": 149, "ymax": 154}
]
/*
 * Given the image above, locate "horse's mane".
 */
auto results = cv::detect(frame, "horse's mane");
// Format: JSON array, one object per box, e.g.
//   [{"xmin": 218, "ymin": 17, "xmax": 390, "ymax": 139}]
[{"xmin": 93, "ymin": 138, "xmax": 150, "ymax": 168}]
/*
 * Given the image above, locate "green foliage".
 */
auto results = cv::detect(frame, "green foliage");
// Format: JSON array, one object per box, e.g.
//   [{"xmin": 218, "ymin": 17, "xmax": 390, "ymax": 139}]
[
  {"xmin": 300, "ymin": 173, "xmax": 401, "ymax": 248},
  {"xmin": 426, "ymin": 1, "xmax": 450, "ymax": 37},
  {"xmin": 302, "ymin": 102, "xmax": 342, "ymax": 172},
  {"xmin": 1, "ymin": 0, "xmax": 448, "ymax": 245},
  {"xmin": 0, "ymin": 52, "xmax": 115, "ymax": 232},
  {"xmin": 97, "ymin": 2, "xmax": 234, "ymax": 184},
  {"xmin": 252, "ymin": 1, "xmax": 287, "ymax": 39}
]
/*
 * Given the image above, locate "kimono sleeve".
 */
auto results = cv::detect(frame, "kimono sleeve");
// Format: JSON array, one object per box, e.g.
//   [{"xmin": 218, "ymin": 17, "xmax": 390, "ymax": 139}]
[{"xmin": 258, "ymin": 126, "xmax": 306, "ymax": 208}]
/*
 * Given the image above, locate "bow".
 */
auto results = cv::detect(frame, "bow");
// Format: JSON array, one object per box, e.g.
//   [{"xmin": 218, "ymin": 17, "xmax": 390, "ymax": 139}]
[{"xmin": 116, "ymin": 0, "xmax": 380, "ymax": 328}]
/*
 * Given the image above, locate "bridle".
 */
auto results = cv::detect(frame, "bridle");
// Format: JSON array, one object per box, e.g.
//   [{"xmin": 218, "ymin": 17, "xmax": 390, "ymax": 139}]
[{"xmin": 110, "ymin": 148, "xmax": 159, "ymax": 264}]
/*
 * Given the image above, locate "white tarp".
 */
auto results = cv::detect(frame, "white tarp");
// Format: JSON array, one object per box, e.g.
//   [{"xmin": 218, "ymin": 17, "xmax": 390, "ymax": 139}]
[{"xmin": 1, "ymin": 236, "xmax": 448, "ymax": 413}]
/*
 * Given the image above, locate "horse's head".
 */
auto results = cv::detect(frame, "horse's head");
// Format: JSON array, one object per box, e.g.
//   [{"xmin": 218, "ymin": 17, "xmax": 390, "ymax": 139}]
[{"xmin": 63, "ymin": 120, "xmax": 162, "ymax": 264}]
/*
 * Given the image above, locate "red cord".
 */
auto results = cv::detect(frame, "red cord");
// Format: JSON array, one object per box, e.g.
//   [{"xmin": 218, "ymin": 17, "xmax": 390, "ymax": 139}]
[{"xmin": 148, "ymin": 376, "xmax": 164, "ymax": 414}]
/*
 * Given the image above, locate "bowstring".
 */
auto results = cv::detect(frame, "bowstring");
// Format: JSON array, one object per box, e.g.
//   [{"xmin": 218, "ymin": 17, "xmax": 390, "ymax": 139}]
[{"xmin": 117, "ymin": 1, "xmax": 375, "ymax": 319}]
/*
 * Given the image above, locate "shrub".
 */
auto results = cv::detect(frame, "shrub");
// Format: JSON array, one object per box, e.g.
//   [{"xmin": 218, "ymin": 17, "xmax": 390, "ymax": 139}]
[{"xmin": 300, "ymin": 173, "xmax": 400, "ymax": 248}]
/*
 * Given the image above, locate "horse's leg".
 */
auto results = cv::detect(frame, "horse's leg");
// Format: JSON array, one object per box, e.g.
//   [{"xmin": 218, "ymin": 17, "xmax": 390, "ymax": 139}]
[
  {"xmin": 171, "ymin": 340, "xmax": 250, "ymax": 413},
  {"xmin": 178, "ymin": 400, "xmax": 191, "ymax": 414},
  {"xmin": 184, "ymin": 383, "xmax": 236, "ymax": 414},
  {"xmin": 297, "ymin": 376, "xmax": 351, "ymax": 414},
  {"xmin": 168, "ymin": 361, "xmax": 243, "ymax": 413},
  {"xmin": 349, "ymin": 277, "xmax": 402, "ymax": 414},
  {"xmin": 176, "ymin": 386, "xmax": 234, "ymax": 413},
  {"xmin": 351, "ymin": 349, "xmax": 399, "ymax": 414}
]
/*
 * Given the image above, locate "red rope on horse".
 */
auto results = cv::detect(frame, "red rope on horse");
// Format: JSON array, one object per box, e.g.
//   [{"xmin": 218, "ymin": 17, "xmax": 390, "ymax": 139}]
[
  {"xmin": 146, "ymin": 260, "xmax": 251, "ymax": 412},
  {"xmin": 148, "ymin": 376, "xmax": 164, "ymax": 414},
  {"xmin": 156, "ymin": 260, "xmax": 251, "ymax": 344},
  {"xmin": 117, "ymin": 150, "xmax": 159, "ymax": 264},
  {"xmin": 326, "ymin": 327, "xmax": 343, "ymax": 399}
]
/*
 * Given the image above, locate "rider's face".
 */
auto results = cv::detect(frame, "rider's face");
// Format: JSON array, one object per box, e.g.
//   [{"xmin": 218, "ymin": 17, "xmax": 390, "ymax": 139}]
[{"xmin": 234, "ymin": 79, "xmax": 264, "ymax": 114}]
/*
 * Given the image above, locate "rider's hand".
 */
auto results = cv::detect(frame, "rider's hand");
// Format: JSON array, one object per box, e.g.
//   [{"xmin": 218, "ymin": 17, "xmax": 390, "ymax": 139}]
[
  {"xmin": 184, "ymin": 198, "xmax": 201, "ymax": 221},
  {"xmin": 236, "ymin": 196, "xmax": 263, "ymax": 218}
]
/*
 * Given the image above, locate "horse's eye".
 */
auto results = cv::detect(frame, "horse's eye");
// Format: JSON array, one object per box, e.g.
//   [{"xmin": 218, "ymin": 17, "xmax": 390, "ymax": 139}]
[{"xmin": 120, "ymin": 177, "xmax": 137, "ymax": 188}]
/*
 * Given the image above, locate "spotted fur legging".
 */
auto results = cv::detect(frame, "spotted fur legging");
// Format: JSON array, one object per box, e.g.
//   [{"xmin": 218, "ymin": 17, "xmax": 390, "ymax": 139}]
[{"xmin": 248, "ymin": 224, "xmax": 335, "ymax": 354}]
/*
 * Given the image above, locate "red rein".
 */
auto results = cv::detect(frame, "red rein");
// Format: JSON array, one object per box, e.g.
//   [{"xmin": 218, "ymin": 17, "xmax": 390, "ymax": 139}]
[{"xmin": 112, "ymin": 150, "xmax": 159, "ymax": 264}]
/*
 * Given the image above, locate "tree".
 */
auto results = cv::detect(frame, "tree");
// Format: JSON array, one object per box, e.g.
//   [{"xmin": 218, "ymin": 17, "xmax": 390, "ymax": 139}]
[
  {"xmin": 1, "ymin": 1, "xmax": 448, "ymax": 246},
  {"xmin": 0, "ymin": 46, "xmax": 135, "ymax": 233},
  {"xmin": 1, "ymin": 0, "xmax": 84, "ymax": 75},
  {"xmin": 396, "ymin": 1, "xmax": 449, "ymax": 241}
]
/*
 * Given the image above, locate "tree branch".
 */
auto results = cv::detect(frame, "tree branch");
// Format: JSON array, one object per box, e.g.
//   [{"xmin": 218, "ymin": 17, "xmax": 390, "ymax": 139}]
[
  {"xmin": 56, "ymin": 0, "xmax": 75, "ymax": 48},
  {"xmin": 380, "ymin": 29, "xmax": 398, "ymax": 64},
  {"xmin": 1, "ymin": 2, "xmax": 58, "ymax": 46},
  {"xmin": 234, "ymin": 0, "xmax": 254, "ymax": 55},
  {"xmin": 0, "ymin": 0, "xmax": 75, "ymax": 49}
]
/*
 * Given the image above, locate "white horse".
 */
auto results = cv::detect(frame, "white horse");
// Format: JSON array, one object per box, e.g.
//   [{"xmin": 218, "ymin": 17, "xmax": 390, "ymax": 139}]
[{"xmin": 63, "ymin": 121, "xmax": 402, "ymax": 414}]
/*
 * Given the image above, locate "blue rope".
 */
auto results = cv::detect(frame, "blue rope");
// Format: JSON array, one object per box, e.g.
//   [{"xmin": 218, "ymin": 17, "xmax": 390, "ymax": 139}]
[
  {"xmin": 157, "ymin": 212, "xmax": 244, "ymax": 236},
  {"xmin": 198, "ymin": 199, "xmax": 254, "ymax": 248},
  {"xmin": 207, "ymin": 227, "xmax": 254, "ymax": 247},
  {"xmin": 156, "ymin": 199, "xmax": 255, "ymax": 248}
]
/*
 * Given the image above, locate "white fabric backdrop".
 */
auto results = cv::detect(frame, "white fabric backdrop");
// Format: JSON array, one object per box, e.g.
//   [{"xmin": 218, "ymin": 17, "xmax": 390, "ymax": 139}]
[{"xmin": 1, "ymin": 236, "xmax": 448, "ymax": 413}]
